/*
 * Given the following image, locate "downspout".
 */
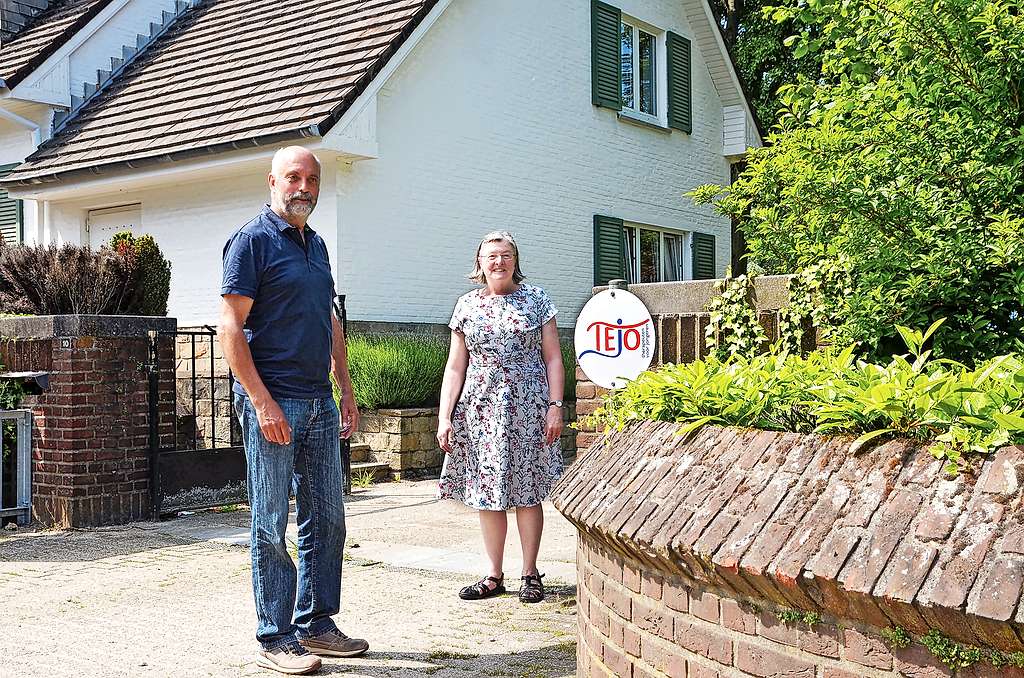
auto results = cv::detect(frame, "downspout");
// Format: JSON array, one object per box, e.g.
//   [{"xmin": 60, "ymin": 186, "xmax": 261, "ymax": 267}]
[{"xmin": 0, "ymin": 106, "xmax": 42, "ymax": 148}]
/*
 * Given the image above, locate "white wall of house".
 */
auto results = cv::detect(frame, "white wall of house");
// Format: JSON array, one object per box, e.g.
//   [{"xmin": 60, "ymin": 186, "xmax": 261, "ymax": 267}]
[
  {"xmin": 334, "ymin": 0, "xmax": 733, "ymax": 326},
  {"xmin": 0, "ymin": 106, "xmax": 51, "ymax": 244}
]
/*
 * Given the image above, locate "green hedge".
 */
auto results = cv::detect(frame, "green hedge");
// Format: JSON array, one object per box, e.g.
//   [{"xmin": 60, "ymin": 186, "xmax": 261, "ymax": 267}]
[
  {"xmin": 590, "ymin": 321, "xmax": 1024, "ymax": 475},
  {"xmin": 336, "ymin": 334, "xmax": 578, "ymax": 411}
]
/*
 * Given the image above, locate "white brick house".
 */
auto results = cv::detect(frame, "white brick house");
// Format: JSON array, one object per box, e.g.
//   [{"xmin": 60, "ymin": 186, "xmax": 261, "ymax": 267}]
[{"xmin": 0, "ymin": 0, "xmax": 761, "ymax": 327}]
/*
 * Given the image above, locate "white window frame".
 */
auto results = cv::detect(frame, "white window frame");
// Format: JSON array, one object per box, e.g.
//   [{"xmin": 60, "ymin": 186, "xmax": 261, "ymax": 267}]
[
  {"xmin": 623, "ymin": 222, "xmax": 691, "ymax": 283},
  {"xmin": 619, "ymin": 15, "xmax": 668, "ymax": 128}
]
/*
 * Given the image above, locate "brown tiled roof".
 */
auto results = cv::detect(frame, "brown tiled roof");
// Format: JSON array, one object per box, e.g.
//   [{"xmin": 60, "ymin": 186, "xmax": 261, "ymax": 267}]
[
  {"xmin": 3, "ymin": 0, "xmax": 438, "ymax": 185},
  {"xmin": 0, "ymin": 0, "xmax": 110, "ymax": 89}
]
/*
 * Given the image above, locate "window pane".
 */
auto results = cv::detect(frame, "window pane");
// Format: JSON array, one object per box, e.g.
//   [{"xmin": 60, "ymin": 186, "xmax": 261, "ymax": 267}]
[
  {"xmin": 620, "ymin": 23, "xmax": 634, "ymax": 110},
  {"xmin": 623, "ymin": 226, "xmax": 637, "ymax": 284},
  {"xmin": 640, "ymin": 228, "xmax": 659, "ymax": 283},
  {"xmin": 663, "ymin": 233, "xmax": 683, "ymax": 281},
  {"xmin": 639, "ymin": 31, "xmax": 656, "ymax": 115}
]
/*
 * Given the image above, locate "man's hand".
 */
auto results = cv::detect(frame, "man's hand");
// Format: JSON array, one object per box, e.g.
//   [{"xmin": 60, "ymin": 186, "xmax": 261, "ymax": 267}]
[
  {"xmin": 341, "ymin": 388, "xmax": 359, "ymax": 439},
  {"xmin": 255, "ymin": 397, "xmax": 292, "ymax": 445}
]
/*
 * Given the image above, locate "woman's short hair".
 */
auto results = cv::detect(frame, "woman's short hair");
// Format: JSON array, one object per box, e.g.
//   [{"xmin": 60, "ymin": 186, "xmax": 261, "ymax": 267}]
[{"xmin": 468, "ymin": 230, "xmax": 526, "ymax": 284}]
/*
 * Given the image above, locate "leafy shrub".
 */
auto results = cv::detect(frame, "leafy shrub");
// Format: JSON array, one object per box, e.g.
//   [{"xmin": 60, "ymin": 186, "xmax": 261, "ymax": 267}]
[
  {"xmin": 590, "ymin": 320, "xmax": 1024, "ymax": 474},
  {"xmin": 0, "ymin": 234, "xmax": 171, "ymax": 316},
  {"xmin": 110, "ymin": 231, "xmax": 172, "ymax": 316},
  {"xmin": 691, "ymin": 0, "xmax": 1024, "ymax": 364},
  {"xmin": 338, "ymin": 334, "xmax": 578, "ymax": 411}
]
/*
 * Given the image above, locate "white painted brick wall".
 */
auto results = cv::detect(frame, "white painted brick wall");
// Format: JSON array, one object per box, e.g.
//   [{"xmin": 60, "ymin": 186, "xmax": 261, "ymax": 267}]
[{"xmin": 336, "ymin": 0, "xmax": 732, "ymax": 326}]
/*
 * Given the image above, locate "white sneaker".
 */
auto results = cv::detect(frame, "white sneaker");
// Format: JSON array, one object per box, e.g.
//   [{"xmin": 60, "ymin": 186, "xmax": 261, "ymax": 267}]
[{"xmin": 255, "ymin": 641, "xmax": 322, "ymax": 675}]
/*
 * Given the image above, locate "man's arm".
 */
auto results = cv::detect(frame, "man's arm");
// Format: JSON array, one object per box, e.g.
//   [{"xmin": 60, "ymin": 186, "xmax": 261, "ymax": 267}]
[
  {"xmin": 218, "ymin": 294, "xmax": 292, "ymax": 444},
  {"xmin": 330, "ymin": 313, "xmax": 360, "ymax": 438}
]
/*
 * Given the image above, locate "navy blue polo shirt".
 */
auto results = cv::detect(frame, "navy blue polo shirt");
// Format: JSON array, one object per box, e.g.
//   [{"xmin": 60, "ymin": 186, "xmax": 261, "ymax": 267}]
[{"xmin": 221, "ymin": 205, "xmax": 336, "ymax": 400}]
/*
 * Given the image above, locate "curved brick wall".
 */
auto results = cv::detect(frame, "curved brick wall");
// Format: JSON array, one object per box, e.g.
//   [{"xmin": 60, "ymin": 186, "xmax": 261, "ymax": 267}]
[{"xmin": 552, "ymin": 421, "xmax": 1024, "ymax": 677}]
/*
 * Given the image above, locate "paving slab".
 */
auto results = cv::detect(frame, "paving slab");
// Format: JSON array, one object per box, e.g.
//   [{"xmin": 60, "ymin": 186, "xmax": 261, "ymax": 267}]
[{"xmin": 0, "ymin": 480, "xmax": 580, "ymax": 678}]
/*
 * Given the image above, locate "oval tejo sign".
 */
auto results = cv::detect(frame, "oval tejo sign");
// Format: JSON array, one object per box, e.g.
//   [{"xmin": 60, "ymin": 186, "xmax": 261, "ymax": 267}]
[{"xmin": 574, "ymin": 289, "xmax": 656, "ymax": 389}]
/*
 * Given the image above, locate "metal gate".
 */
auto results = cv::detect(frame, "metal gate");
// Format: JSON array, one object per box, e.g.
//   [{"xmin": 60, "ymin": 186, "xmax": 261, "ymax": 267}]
[
  {"xmin": 147, "ymin": 326, "xmax": 247, "ymax": 518},
  {"xmin": 147, "ymin": 296, "xmax": 352, "ymax": 519}
]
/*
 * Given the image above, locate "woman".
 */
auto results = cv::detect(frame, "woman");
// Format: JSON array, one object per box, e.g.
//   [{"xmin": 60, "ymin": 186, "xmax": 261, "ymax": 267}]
[{"xmin": 436, "ymin": 231, "xmax": 565, "ymax": 604}]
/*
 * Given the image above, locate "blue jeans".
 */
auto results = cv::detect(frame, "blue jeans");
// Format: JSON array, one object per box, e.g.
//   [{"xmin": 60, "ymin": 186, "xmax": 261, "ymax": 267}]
[{"xmin": 234, "ymin": 394, "xmax": 346, "ymax": 650}]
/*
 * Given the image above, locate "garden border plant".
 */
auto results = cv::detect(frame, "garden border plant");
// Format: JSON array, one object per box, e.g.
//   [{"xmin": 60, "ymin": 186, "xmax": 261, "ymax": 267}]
[
  {"xmin": 336, "ymin": 333, "xmax": 577, "ymax": 411},
  {"xmin": 590, "ymin": 319, "xmax": 1024, "ymax": 475}
]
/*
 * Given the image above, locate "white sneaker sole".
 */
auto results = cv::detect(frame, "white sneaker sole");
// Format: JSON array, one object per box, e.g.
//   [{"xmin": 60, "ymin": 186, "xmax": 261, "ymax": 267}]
[{"xmin": 254, "ymin": 652, "xmax": 322, "ymax": 675}]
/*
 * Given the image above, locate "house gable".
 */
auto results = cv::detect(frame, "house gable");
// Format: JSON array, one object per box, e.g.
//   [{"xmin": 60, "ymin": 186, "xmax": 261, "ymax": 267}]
[
  {"xmin": 3, "ymin": 0, "xmax": 440, "ymax": 186},
  {"xmin": 0, "ymin": 0, "xmax": 111, "ymax": 90}
]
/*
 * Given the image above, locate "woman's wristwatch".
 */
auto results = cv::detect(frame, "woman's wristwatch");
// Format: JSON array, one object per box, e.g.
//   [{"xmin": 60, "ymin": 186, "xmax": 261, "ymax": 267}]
[{"xmin": 548, "ymin": 400, "xmax": 564, "ymax": 408}]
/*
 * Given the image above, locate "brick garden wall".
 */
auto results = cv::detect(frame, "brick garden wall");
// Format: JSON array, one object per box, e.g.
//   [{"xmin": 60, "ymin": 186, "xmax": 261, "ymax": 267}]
[
  {"xmin": 0, "ymin": 316, "xmax": 176, "ymax": 527},
  {"xmin": 576, "ymin": 538, "xmax": 1019, "ymax": 678},
  {"xmin": 554, "ymin": 420, "xmax": 1024, "ymax": 677}
]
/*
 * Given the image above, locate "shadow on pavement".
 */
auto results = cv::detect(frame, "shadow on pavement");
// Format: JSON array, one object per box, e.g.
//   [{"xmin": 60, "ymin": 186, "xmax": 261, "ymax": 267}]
[
  {"xmin": 309, "ymin": 643, "xmax": 577, "ymax": 676},
  {"xmin": 0, "ymin": 524, "xmax": 203, "ymax": 562}
]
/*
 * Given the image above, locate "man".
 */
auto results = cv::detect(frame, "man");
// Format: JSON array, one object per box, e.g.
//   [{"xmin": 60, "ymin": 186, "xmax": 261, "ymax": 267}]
[{"xmin": 219, "ymin": 146, "xmax": 366, "ymax": 675}]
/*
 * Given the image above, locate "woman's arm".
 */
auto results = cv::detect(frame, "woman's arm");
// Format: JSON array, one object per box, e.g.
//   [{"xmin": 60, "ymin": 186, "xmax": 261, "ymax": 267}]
[
  {"xmin": 437, "ymin": 330, "xmax": 470, "ymax": 452},
  {"xmin": 541, "ymin": 318, "xmax": 565, "ymax": 445}
]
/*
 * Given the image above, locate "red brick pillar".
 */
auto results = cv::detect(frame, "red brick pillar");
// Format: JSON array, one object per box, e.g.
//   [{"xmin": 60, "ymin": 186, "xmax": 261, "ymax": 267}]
[{"xmin": 0, "ymin": 315, "xmax": 176, "ymax": 527}]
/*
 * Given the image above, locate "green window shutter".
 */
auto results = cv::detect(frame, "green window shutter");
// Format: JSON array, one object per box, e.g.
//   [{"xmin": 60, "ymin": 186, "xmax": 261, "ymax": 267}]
[
  {"xmin": 591, "ymin": 0, "xmax": 622, "ymax": 110},
  {"xmin": 593, "ymin": 214, "xmax": 625, "ymax": 286},
  {"xmin": 691, "ymin": 232, "xmax": 716, "ymax": 279},
  {"xmin": 0, "ymin": 164, "xmax": 22, "ymax": 245},
  {"xmin": 666, "ymin": 31, "xmax": 692, "ymax": 134}
]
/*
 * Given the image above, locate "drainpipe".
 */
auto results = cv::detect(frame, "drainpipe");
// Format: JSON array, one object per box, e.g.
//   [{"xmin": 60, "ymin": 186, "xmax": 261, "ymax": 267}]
[{"xmin": 0, "ymin": 107, "xmax": 42, "ymax": 148}]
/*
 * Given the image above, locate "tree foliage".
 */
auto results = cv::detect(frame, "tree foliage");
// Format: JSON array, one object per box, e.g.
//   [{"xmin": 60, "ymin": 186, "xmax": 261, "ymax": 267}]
[
  {"xmin": 693, "ymin": 0, "xmax": 1024, "ymax": 364},
  {"xmin": 709, "ymin": 0, "xmax": 823, "ymax": 125}
]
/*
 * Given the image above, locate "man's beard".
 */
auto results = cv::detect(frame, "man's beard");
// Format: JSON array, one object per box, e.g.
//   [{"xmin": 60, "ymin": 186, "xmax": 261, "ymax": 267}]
[{"xmin": 283, "ymin": 191, "xmax": 316, "ymax": 217}]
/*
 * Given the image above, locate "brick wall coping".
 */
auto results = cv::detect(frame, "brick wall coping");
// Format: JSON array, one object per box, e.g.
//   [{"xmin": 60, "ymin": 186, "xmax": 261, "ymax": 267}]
[
  {"xmin": 551, "ymin": 421, "xmax": 1024, "ymax": 652},
  {"xmin": 374, "ymin": 406, "xmax": 439, "ymax": 417},
  {"xmin": 0, "ymin": 315, "xmax": 175, "ymax": 339},
  {"xmin": 594, "ymin": 274, "xmax": 793, "ymax": 314}
]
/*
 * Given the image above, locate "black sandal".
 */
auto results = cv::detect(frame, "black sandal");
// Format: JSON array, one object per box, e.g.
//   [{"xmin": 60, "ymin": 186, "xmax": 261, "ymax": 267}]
[
  {"xmin": 519, "ymin": 573, "xmax": 545, "ymax": 604},
  {"xmin": 459, "ymin": 574, "xmax": 505, "ymax": 600}
]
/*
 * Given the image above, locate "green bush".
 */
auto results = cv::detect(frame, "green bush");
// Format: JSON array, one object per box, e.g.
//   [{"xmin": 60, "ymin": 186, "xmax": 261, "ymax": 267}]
[
  {"xmin": 110, "ymin": 231, "xmax": 172, "ymax": 316},
  {"xmin": 337, "ymin": 334, "xmax": 577, "ymax": 411},
  {"xmin": 590, "ymin": 321, "xmax": 1024, "ymax": 474},
  {"xmin": 0, "ymin": 233, "xmax": 171, "ymax": 316},
  {"xmin": 691, "ymin": 0, "xmax": 1024, "ymax": 364}
]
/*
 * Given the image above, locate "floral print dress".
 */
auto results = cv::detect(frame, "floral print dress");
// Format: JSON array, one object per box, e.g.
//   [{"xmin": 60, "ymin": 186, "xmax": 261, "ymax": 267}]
[{"xmin": 437, "ymin": 284, "xmax": 564, "ymax": 511}]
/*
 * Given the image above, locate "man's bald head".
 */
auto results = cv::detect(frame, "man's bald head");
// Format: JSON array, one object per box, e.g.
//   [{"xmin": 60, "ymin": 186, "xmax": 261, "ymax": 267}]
[{"xmin": 268, "ymin": 146, "xmax": 321, "ymax": 227}]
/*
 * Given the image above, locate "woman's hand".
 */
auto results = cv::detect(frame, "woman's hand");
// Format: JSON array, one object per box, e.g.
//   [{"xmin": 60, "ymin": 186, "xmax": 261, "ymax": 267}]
[
  {"xmin": 544, "ymin": 405, "xmax": 564, "ymax": 445},
  {"xmin": 437, "ymin": 418, "xmax": 454, "ymax": 453}
]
